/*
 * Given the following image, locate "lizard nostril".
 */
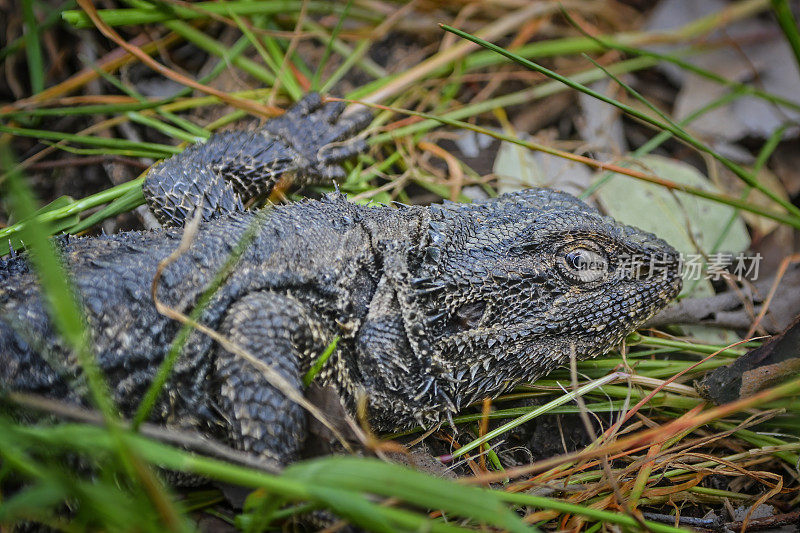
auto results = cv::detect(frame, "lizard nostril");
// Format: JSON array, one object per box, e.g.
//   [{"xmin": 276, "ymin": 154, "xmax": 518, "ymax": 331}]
[{"xmin": 636, "ymin": 262, "xmax": 651, "ymax": 280}]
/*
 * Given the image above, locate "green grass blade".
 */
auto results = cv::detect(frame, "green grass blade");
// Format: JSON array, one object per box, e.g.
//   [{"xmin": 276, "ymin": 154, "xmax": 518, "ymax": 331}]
[
  {"xmin": 91, "ymin": 65, "xmax": 208, "ymax": 142},
  {"xmin": 0, "ymin": 483, "xmax": 68, "ymax": 524},
  {"xmin": 286, "ymin": 457, "xmax": 536, "ymax": 533},
  {"xmin": 21, "ymin": 0, "xmax": 45, "ymax": 94},
  {"xmin": 0, "ymin": 0, "xmax": 73, "ymax": 63},
  {"xmin": 497, "ymin": 491, "xmax": 687, "ymax": 533},
  {"xmin": 0, "ymin": 196, "xmax": 79, "ymax": 256},
  {"xmin": 252, "ymin": 23, "xmax": 304, "ymax": 102},
  {"xmin": 311, "ymin": 0, "xmax": 353, "ymax": 91},
  {"xmin": 0, "ymin": 144, "xmax": 115, "ymax": 418},
  {"xmin": 771, "ymin": 0, "xmax": 800, "ymax": 68},
  {"xmin": 304, "ymin": 18, "xmax": 385, "ymax": 80},
  {"xmin": 439, "ymin": 23, "xmax": 800, "ymax": 221},
  {"xmin": 228, "ymin": 8, "xmax": 302, "ymax": 101},
  {"xmin": 127, "ymin": 112, "xmax": 202, "ymax": 144},
  {"xmin": 0, "ymin": 124, "xmax": 179, "ymax": 157},
  {"xmin": 39, "ymin": 143, "xmax": 172, "ymax": 159},
  {"xmin": 61, "ymin": 1, "xmax": 379, "ymax": 29},
  {"xmin": 303, "ymin": 336, "xmax": 340, "ymax": 387},
  {"xmin": 0, "ymin": 147, "xmax": 190, "ymax": 528},
  {"xmin": 1, "ymin": 102, "xmax": 182, "ymax": 119},
  {"xmin": 320, "ymin": 39, "xmax": 377, "ymax": 94},
  {"xmin": 66, "ymin": 186, "xmax": 146, "ymax": 235},
  {"xmin": 0, "ymin": 177, "xmax": 145, "ymax": 243},
  {"xmin": 450, "ymin": 374, "xmax": 618, "ymax": 458}
]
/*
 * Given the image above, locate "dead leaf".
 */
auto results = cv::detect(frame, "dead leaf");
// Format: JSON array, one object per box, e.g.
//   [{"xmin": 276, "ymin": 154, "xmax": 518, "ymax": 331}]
[
  {"xmin": 646, "ymin": 0, "xmax": 800, "ymax": 145},
  {"xmin": 695, "ymin": 314, "xmax": 800, "ymax": 404},
  {"xmin": 493, "ymin": 131, "xmax": 593, "ymax": 197},
  {"xmin": 576, "ymin": 79, "xmax": 628, "ymax": 156}
]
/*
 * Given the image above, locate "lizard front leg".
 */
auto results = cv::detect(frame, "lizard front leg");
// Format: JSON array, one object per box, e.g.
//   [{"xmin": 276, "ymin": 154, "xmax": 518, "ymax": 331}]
[
  {"xmin": 213, "ymin": 291, "xmax": 330, "ymax": 464},
  {"xmin": 143, "ymin": 93, "xmax": 371, "ymax": 227}
]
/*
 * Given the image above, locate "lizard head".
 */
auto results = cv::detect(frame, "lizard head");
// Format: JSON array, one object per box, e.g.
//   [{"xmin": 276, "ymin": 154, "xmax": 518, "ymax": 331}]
[{"xmin": 409, "ymin": 188, "xmax": 682, "ymax": 410}]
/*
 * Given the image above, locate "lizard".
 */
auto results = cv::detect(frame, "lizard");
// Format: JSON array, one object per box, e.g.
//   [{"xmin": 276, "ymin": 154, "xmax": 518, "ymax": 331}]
[{"xmin": 0, "ymin": 93, "xmax": 682, "ymax": 466}]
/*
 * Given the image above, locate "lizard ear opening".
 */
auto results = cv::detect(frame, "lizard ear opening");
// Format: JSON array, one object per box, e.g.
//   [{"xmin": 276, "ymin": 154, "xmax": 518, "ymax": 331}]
[{"xmin": 455, "ymin": 301, "xmax": 487, "ymax": 329}]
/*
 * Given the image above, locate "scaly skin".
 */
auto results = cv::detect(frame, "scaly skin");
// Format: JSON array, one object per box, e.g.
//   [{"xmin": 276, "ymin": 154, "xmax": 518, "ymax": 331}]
[{"xmin": 0, "ymin": 94, "xmax": 682, "ymax": 465}]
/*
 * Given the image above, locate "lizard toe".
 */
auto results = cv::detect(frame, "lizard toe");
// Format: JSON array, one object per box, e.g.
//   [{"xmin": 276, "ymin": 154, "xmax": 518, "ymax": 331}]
[
  {"xmin": 327, "ymin": 107, "xmax": 372, "ymax": 143},
  {"xmin": 318, "ymin": 139, "xmax": 367, "ymax": 165},
  {"xmin": 316, "ymin": 99, "xmax": 346, "ymax": 123},
  {"xmin": 287, "ymin": 92, "xmax": 323, "ymax": 119}
]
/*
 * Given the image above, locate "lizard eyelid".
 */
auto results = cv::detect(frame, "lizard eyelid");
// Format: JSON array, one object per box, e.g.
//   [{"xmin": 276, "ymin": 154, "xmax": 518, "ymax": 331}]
[{"xmin": 557, "ymin": 243, "xmax": 609, "ymax": 284}]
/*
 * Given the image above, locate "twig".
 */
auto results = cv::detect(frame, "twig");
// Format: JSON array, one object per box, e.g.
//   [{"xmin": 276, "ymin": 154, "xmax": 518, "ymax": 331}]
[
  {"xmin": 641, "ymin": 512, "xmax": 720, "ymax": 528},
  {"xmin": 726, "ymin": 510, "xmax": 800, "ymax": 532}
]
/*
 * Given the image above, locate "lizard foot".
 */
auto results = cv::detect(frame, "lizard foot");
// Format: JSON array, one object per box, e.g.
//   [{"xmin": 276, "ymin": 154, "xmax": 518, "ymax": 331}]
[{"xmin": 262, "ymin": 93, "xmax": 371, "ymax": 182}]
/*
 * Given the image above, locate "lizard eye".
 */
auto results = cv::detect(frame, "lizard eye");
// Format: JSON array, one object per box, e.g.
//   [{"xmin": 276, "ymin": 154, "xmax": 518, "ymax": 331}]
[{"xmin": 558, "ymin": 245, "xmax": 608, "ymax": 284}]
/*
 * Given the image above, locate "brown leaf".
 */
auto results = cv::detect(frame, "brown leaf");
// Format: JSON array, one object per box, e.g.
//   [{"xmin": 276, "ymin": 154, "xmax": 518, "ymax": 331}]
[{"xmin": 695, "ymin": 315, "xmax": 800, "ymax": 404}]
